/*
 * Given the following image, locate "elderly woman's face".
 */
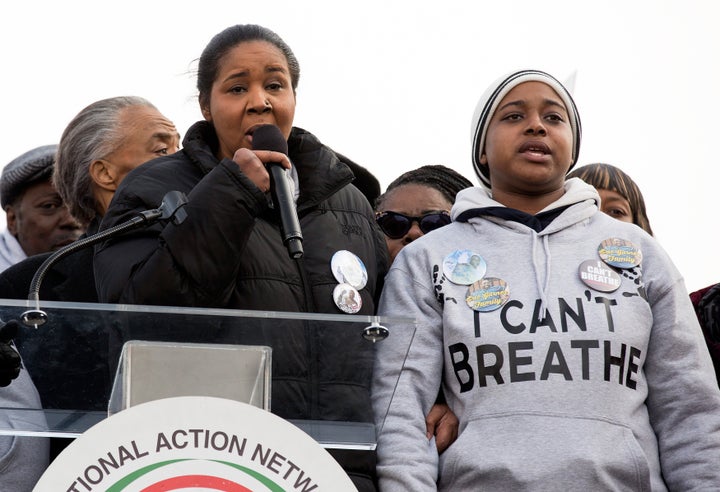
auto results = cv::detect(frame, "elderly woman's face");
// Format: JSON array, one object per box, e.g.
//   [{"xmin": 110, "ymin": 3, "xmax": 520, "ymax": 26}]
[{"xmin": 201, "ymin": 40, "xmax": 296, "ymax": 161}]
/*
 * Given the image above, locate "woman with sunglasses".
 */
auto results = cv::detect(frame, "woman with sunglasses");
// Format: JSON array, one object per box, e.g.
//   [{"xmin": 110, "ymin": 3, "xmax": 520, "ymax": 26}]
[
  {"xmin": 374, "ymin": 164, "xmax": 472, "ymax": 456},
  {"xmin": 375, "ymin": 165, "xmax": 473, "ymax": 264}
]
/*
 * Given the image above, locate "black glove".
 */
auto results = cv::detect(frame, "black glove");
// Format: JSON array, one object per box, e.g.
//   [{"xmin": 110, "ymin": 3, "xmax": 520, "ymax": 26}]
[{"xmin": 0, "ymin": 319, "xmax": 21, "ymax": 387}]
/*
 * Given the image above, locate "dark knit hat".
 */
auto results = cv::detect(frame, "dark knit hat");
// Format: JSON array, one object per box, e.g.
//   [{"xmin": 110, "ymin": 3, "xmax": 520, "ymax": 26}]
[
  {"xmin": 470, "ymin": 69, "xmax": 582, "ymax": 188},
  {"xmin": 0, "ymin": 144, "xmax": 58, "ymax": 209}
]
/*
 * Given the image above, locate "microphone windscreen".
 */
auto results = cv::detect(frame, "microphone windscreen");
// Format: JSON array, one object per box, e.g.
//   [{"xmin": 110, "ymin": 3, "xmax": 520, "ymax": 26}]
[{"xmin": 252, "ymin": 125, "xmax": 288, "ymax": 154}]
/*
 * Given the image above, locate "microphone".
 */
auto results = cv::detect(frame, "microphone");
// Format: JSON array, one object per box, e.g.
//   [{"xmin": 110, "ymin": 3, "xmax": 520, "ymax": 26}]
[
  {"xmin": 252, "ymin": 124, "xmax": 304, "ymax": 259},
  {"xmin": 20, "ymin": 191, "xmax": 189, "ymax": 328}
]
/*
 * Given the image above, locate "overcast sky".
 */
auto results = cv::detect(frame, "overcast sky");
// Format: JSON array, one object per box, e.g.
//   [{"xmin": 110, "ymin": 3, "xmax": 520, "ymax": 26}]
[{"xmin": 0, "ymin": 0, "xmax": 717, "ymax": 292}]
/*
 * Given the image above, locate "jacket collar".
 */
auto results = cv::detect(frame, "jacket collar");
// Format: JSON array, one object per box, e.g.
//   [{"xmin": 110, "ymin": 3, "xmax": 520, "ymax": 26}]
[{"xmin": 182, "ymin": 122, "xmax": 355, "ymax": 211}]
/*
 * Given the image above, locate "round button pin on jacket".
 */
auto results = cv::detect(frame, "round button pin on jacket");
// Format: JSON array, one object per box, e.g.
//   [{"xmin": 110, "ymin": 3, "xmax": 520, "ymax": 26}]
[
  {"xmin": 333, "ymin": 283, "xmax": 362, "ymax": 314},
  {"xmin": 331, "ymin": 250, "xmax": 368, "ymax": 290}
]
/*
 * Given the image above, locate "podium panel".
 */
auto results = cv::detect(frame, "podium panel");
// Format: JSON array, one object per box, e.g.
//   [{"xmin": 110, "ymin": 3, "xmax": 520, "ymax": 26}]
[
  {"xmin": 108, "ymin": 341, "xmax": 272, "ymax": 413},
  {"xmin": 0, "ymin": 299, "xmax": 415, "ymax": 450}
]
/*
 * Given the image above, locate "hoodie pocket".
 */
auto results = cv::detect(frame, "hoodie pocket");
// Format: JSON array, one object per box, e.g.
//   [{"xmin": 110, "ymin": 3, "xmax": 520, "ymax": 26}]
[
  {"xmin": 0, "ymin": 434, "xmax": 20, "ymax": 473},
  {"xmin": 439, "ymin": 412, "xmax": 651, "ymax": 492}
]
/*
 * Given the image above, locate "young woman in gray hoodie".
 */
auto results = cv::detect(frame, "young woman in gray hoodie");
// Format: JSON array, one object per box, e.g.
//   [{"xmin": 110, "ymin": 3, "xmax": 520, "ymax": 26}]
[{"xmin": 373, "ymin": 69, "xmax": 720, "ymax": 491}]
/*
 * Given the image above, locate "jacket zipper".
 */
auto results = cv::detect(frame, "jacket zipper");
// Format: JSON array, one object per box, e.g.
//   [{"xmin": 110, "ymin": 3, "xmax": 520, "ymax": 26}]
[{"xmin": 295, "ymin": 257, "xmax": 320, "ymax": 419}]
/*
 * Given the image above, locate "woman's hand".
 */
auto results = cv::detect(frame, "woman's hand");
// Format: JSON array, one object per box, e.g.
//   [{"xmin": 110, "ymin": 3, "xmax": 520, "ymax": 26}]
[
  {"xmin": 232, "ymin": 148, "xmax": 292, "ymax": 193},
  {"xmin": 426, "ymin": 403, "xmax": 459, "ymax": 454}
]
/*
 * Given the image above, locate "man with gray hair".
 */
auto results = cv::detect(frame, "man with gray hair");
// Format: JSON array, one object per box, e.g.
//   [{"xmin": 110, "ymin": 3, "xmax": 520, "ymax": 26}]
[
  {"xmin": 0, "ymin": 96, "xmax": 179, "ymax": 488},
  {"xmin": 0, "ymin": 145, "xmax": 83, "ymax": 272},
  {"xmin": 53, "ymin": 95, "xmax": 180, "ymax": 229},
  {"xmin": 0, "ymin": 96, "xmax": 179, "ymax": 301}
]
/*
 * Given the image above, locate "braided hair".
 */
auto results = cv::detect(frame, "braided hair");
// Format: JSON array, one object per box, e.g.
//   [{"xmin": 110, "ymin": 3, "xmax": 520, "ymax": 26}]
[{"xmin": 375, "ymin": 165, "xmax": 473, "ymax": 209}]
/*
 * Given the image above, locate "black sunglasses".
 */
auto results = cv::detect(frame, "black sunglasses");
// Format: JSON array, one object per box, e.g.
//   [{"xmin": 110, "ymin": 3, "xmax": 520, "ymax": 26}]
[{"xmin": 375, "ymin": 211, "xmax": 451, "ymax": 239}]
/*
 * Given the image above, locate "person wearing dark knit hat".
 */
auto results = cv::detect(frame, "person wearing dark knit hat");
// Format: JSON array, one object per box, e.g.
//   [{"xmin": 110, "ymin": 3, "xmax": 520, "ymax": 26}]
[
  {"xmin": 1, "ymin": 145, "xmax": 56, "ymax": 210},
  {"xmin": 0, "ymin": 145, "xmax": 83, "ymax": 272},
  {"xmin": 373, "ymin": 69, "xmax": 720, "ymax": 490},
  {"xmin": 0, "ymin": 144, "xmax": 79, "ymax": 490}
]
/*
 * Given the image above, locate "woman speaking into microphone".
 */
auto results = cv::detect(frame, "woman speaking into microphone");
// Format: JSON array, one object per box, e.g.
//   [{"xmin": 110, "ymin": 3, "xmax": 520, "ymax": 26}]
[{"xmin": 93, "ymin": 24, "xmax": 391, "ymax": 490}]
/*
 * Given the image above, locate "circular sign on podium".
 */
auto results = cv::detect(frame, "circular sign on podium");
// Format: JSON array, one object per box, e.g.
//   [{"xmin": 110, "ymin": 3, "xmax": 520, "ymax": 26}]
[{"xmin": 34, "ymin": 396, "xmax": 357, "ymax": 491}]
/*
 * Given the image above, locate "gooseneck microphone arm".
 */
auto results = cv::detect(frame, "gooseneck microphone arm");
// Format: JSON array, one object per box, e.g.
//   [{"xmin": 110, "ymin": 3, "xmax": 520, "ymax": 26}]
[{"xmin": 21, "ymin": 191, "xmax": 189, "ymax": 328}]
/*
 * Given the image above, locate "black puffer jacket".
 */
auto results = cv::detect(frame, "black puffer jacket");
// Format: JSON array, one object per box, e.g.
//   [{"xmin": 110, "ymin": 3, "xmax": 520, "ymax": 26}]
[{"xmin": 94, "ymin": 122, "xmax": 388, "ymax": 490}]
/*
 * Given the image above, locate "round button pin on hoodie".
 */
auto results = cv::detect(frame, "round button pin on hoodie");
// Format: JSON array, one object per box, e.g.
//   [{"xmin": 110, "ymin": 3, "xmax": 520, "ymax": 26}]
[
  {"xmin": 443, "ymin": 250, "xmax": 487, "ymax": 285},
  {"xmin": 331, "ymin": 250, "xmax": 368, "ymax": 290},
  {"xmin": 597, "ymin": 238, "xmax": 642, "ymax": 269},
  {"xmin": 578, "ymin": 259, "xmax": 622, "ymax": 292},
  {"xmin": 465, "ymin": 277, "xmax": 510, "ymax": 312}
]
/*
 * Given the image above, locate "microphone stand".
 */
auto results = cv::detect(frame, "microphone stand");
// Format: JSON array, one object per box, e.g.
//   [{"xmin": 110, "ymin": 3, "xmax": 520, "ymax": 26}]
[{"xmin": 21, "ymin": 191, "xmax": 189, "ymax": 328}]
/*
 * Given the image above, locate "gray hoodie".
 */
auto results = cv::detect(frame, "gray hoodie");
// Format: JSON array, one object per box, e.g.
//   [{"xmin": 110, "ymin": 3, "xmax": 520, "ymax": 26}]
[
  {"xmin": 0, "ymin": 366, "xmax": 49, "ymax": 491},
  {"xmin": 373, "ymin": 178, "xmax": 720, "ymax": 491}
]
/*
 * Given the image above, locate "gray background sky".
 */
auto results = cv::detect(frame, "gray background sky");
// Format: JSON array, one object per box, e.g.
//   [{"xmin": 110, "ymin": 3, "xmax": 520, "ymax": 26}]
[{"xmin": 0, "ymin": 0, "xmax": 717, "ymax": 292}]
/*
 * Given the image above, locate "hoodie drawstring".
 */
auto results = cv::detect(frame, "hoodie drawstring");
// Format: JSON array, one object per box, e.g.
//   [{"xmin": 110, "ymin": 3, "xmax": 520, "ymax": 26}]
[{"xmin": 531, "ymin": 233, "xmax": 552, "ymax": 321}]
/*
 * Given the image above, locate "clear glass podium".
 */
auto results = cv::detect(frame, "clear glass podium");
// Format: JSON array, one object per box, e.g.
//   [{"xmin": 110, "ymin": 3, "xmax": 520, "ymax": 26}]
[{"xmin": 0, "ymin": 298, "xmax": 415, "ymax": 451}]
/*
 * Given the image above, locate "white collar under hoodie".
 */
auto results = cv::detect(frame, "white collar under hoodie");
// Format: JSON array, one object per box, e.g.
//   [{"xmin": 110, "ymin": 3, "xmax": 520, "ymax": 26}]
[
  {"xmin": 373, "ymin": 178, "xmax": 720, "ymax": 491},
  {"xmin": 0, "ymin": 228, "xmax": 26, "ymax": 273}
]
